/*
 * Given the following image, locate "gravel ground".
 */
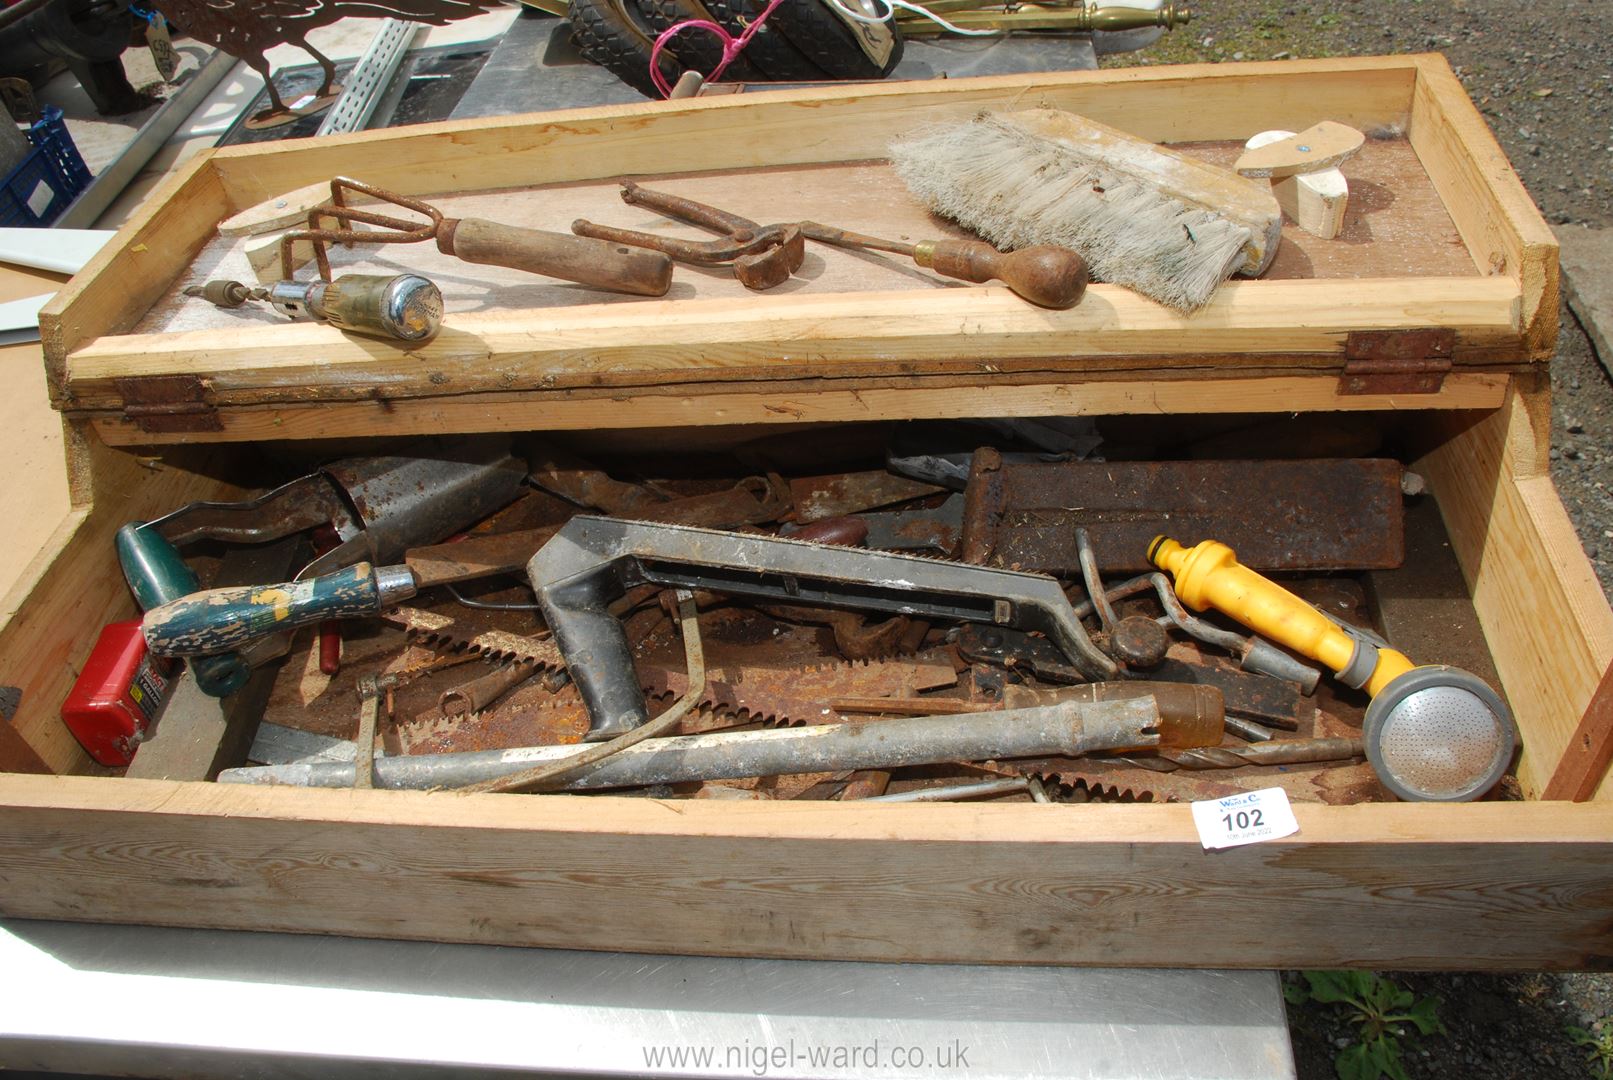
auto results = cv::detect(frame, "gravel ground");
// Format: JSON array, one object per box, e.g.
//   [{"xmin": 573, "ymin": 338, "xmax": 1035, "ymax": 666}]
[{"xmin": 1100, "ymin": 4, "xmax": 1613, "ymax": 1077}]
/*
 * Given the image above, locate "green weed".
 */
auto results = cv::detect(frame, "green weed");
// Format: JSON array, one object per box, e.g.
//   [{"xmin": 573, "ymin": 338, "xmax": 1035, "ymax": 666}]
[
  {"xmin": 1285, "ymin": 971, "xmax": 1444, "ymax": 1080},
  {"xmin": 1569, "ymin": 1019, "xmax": 1613, "ymax": 1080}
]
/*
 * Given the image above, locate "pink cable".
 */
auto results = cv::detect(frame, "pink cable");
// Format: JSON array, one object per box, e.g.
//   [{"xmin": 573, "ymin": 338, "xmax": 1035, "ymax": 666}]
[{"xmin": 649, "ymin": 0, "xmax": 790, "ymax": 98}]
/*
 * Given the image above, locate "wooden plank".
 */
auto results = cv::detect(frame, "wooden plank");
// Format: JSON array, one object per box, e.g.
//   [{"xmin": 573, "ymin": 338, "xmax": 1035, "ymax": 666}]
[
  {"xmin": 63, "ymin": 277, "xmax": 1524, "ymax": 412},
  {"xmin": 0, "ymin": 427, "xmax": 249, "ymax": 774},
  {"xmin": 133, "ymin": 142, "xmax": 1476, "ymax": 339},
  {"xmin": 203, "ymin": 58, "xmax": 1420, "ymax": 212},
  {"xmin": 37, "ymin": 152, "xmax": 229, "ymax": 402},
  {"xmin": 87, "ymin": 372, "xmax": 1512, "ymax": 447},
  {"xmin": 123, "ymin": 668, "xmax": 278, "ymax": 782},
  {"xmin": 0, "ymin": 341, "xmax": 71, "ymax": 598},
  {"xmin": 3, "ymin": 777, "xmax": 1613, "ymax": 969},
  {"xmin": 1408, "ymin": 55, "xmax": 1559, "ymax": 359},
  {"xmin": 1544, "ymin": 662, "xmax": 1613, "ymax": 802},
  {"xmin": 1416, "ymin": 385, "xmax": 1613, "ymax": 800},
  {"xmin": 0, "ymin": 715, "xmax": 50, "ymax": 773}
]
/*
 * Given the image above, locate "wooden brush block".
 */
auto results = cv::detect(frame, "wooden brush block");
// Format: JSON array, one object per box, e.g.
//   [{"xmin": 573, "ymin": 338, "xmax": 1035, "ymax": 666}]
[
  {"xmin": 1235, "ymin": 120, "xmax": 1365, "ymax": 178},
  {"xmin": 1245, "ymin": 129, "xmax": 1350, "ymax": 240}
]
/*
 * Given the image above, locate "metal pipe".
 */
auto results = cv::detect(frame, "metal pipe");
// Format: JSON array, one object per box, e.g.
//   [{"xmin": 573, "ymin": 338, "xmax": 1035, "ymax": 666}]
[
  {"xmin": 1075, "ymin": 528, "xmax": 1119, "ymax": 632},
  {"xmin": 220, "ymin": 696, "xmax": 1164, "ymax": 792},
  {"xmin": 0, "ymin": 0, "xmax": 54, "ymax": 33},
  {"xmin": 1223, "ymin": 715, "xmax": 1273, "ymax": 743},
  {"xmin": 439, "ymin": 661, "xmax": 537, "ymax": 718},
  {"xmin": 868, "ymin": 777, "xmax": 1033, "ymax": 803}
]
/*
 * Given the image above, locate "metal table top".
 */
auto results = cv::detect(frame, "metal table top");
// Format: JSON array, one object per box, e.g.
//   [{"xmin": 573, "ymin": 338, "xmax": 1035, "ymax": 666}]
[{"xmin": 0, "ymin": 919, "xmax": 1293, "ymax": 1078}]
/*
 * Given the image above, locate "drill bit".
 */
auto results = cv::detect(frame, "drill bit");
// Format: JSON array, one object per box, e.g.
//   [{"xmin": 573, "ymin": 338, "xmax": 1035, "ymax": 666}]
[{"xmin": 1114, "ymin": 736, "xmax": 1364, "ymax": 772}]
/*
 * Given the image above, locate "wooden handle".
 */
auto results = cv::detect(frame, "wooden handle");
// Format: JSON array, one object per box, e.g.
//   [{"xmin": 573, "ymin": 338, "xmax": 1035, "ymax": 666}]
[
  {"xmin": 142, "ymin": 564, "xmax": 409, "ymax": 657},
  {"xmin": 924, "ymin": 241, "xmax": 1089, "ymax": 309},
  {"xmin": 439, "ymin": 217, "xmax": 673, "ymax": 297}
]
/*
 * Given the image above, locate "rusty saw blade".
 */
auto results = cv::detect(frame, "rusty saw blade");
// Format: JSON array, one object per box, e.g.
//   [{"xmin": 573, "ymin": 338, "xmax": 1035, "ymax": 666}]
[
  {"xmin": 384, "ymin": 606, "xmax": 564, "ymax": 668},
  {"xmin": 1020, "ymin": 752, "xmax": 1377, "ymax": 805},
  {"xmin": 390, "ymin": 652, "xmax": 963, "ymax": 753},
  {"xmin": 641, "ymin": 653, "xmax": 959, "ymax": 728}
]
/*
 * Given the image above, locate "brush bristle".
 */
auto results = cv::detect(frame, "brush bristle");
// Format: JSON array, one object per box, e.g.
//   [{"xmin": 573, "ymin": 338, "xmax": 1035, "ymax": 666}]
[{"xmin": 891, "ymin": 115, "xmax": 1254, "ymax": 311}]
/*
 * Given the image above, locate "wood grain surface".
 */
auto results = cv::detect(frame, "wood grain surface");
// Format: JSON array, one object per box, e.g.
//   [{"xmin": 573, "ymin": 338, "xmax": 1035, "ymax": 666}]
[
  {"xmin": 130, "ymin": 141, "xmax": 1474, "ymax": 337},
  {"xmin": 3, "ymin": 776, "xmax": 1613, "ymax": 969},
  {"xmin": 1418, "ymin": 384, "xmax": 1613, "ymax": 800}
]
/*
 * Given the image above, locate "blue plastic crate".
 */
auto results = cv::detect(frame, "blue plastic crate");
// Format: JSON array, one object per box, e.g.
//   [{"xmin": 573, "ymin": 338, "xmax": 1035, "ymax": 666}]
[{"xmin": 0, "ymin": 106, "xmax": 93, "ymax": 228}]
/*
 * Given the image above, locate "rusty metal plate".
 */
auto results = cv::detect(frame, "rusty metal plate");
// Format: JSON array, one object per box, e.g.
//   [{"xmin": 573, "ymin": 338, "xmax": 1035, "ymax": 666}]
[
  {"xmin": 115, "ymin": 374, "xmax": 222, "ymax": 433},
  {"xmin": 1340, "ymin": 329, "xmax": 1455, "ymax": 395},
  {"xmin": 961, "ymin": 452, "xmax": 1405, "ymax": 573},
  {"xmin": 791, "ymin": 471, "xmax": 946, "ymax": 522}
]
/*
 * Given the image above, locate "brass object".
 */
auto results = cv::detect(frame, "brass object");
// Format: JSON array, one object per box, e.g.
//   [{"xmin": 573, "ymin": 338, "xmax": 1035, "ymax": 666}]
[{"xmin": 896, "ymin": 0, "xmax": 1191, "ymax": 36}]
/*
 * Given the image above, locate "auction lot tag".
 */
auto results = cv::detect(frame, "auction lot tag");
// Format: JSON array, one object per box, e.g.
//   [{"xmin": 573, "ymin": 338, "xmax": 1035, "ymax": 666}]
[{"xmin": 1191, "ymin": 787, "xmax": 1299, "ymax": 850}]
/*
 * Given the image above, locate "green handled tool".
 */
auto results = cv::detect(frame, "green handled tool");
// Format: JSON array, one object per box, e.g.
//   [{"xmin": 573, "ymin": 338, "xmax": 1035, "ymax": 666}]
[
  {"xmin": 116, "ymin": 523, "xmax": 253, "ymax": 695},
  {"xmin": 140, "ymin": 527, "xmax": 556, "ymax": 658}
]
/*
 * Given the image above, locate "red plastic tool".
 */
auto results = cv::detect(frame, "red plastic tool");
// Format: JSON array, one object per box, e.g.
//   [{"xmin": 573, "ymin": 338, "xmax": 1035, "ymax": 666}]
[{"xmin": 60, "ymin": 619, "xmax": 174, "ymax": 766}]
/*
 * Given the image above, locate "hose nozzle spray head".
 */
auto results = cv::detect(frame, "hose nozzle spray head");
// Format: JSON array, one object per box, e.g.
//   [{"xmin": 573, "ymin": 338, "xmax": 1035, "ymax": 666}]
[{"xmin": 1150, "ymin": 534, "xmax": 1515, "ymax": 801}]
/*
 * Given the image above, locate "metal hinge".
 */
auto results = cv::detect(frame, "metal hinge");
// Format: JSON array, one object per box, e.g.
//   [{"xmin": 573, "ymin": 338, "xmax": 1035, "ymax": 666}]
[
  {"xmin": 116, "ymin": 375, "xmax": 222, "ymax": 434},
  {"xmin": 1338, "ymin": 329, "xmax": 1456, "ymax": 395}
]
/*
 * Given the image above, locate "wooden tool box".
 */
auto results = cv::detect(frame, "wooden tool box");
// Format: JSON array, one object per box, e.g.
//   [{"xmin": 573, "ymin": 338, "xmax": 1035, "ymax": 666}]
[{"xmin": 5, "ymin": 54, "xmax": 1613, "ymax": 969}]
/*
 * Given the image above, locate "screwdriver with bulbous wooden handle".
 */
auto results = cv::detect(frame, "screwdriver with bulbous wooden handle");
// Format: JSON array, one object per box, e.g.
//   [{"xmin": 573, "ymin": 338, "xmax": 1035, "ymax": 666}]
[{"xmin": 799, "ymin": 221, "xmax": 1089, "ymax": 309}]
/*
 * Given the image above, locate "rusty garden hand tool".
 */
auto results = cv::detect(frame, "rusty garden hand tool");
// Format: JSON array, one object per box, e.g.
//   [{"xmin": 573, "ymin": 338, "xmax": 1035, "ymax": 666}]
[
  {"xmin": 799, "ymin": 221, "xmax": 1089, "ymax": 309},
  {"xmin": 281, "ymin": 177, "xmax": 674, "ymax": 297},
  {"xmin": 570, "ymin": 181, "xmax": 805, "ymax": 291}
]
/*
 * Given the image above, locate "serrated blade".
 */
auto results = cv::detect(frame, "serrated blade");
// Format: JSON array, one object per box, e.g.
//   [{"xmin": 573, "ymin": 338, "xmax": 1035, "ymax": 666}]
[
  {"xmin": 384, "ymin": 606, "xmax": 564, "ymax": 668},
  {"xmin": 641, "ymin": 654, "xmax": 959, "ymax": 727},
  {"xmin": 393, "ymin": 651, "xmax": 966, "ymax": 755}
]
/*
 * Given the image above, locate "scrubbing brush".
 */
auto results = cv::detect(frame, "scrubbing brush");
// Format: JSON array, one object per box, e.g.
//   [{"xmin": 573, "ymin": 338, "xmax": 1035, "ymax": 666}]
[{"xmin": 890, "ymin": 110, "xmax": 1283, "ymax": 311}]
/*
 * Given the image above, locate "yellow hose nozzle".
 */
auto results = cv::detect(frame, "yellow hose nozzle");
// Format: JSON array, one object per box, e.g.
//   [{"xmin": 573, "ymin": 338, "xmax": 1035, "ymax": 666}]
[
  {"xmin": 1147, "ymin": 535, "xmax": 1515, "ymax": 802},
  {"xmin": 1148, "ymin": 535, "xmax": 1412, "ymax": 696}
]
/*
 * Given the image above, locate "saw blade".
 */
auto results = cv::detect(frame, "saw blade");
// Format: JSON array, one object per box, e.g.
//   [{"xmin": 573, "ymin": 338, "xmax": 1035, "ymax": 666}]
[
  {"xmin": 392, "ymin": 651, "xmax": 967, "ymax": 753},
  {"xmin": 641, "ymin": 653, "xmax": 960, "ymax": 727},
  {"xmin": 1051, "ymin": 775, "xmax": 1174, "ymax": 803},
  {"xmin": 385, "ymin": 606, "xmax": 564, "ymax": 668}
]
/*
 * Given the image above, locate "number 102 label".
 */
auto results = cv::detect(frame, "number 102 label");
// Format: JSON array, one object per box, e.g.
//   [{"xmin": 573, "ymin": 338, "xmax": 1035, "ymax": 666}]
[{"xmin": 1190, "ymin": 787, "xmax": 1300, "ymax": 850}]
